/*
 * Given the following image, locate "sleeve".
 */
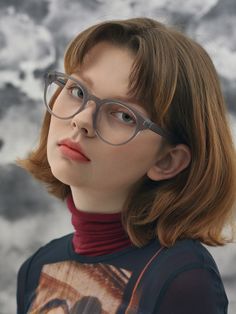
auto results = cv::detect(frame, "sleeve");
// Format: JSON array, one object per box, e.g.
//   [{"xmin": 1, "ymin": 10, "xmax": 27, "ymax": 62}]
[
  {"xmin": 16, "ymin": 236, "xmax": 70, "ymax": 313},
  {"xmin": 17, "ymin": 258, "xmax": 32, "ymax": 314},
  {"xmin": 154, "ymin": 268, "xmax": 228, "ymax": 314}
]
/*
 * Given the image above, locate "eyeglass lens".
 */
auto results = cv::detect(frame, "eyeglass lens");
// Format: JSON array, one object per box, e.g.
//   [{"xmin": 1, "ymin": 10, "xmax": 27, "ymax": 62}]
[{"xmin": 45, "ymin": 73, "xmax": 138, "ymax": 145}]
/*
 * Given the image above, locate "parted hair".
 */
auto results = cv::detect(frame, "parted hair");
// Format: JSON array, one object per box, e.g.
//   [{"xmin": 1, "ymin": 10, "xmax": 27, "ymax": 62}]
[{"xmin": 18, "ymin": 17, "xmax": 236, "ymax": 247}]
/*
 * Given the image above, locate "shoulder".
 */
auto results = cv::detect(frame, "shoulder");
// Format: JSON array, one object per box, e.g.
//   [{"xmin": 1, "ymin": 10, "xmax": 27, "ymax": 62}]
[
  {"xmin": 153, "ymin": 238, "xmax": 224, "ymax": 289},
  {"xmin": 161, "ymin": 238, "xmax": 218, "ymax": 269},
  {"xmin": 145, "ymin": 238, "xmax": 220, "ymax": 275},
  {"xmin": 18, "ymin": 233, "xmax": 73, "ymax": 279},
  {"xmin": 149, "ymin": 239, "xmax": 228, "ymax": 313},
  {"xmin": 17, "ymin": 233, "xmax": 73, "ymax": 313}
]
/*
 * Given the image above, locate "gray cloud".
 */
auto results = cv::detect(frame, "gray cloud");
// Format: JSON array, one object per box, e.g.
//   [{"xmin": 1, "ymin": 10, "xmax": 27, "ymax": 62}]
[{"xmin": 0, "ymin": 164, "xmax": 56, "ymax": 220}]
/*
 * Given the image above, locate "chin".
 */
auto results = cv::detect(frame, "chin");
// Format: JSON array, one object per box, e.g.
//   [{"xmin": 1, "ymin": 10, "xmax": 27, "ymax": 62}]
[{"xmin": 50, "ymin": 167, "xmax": 83, "ymax": 188}]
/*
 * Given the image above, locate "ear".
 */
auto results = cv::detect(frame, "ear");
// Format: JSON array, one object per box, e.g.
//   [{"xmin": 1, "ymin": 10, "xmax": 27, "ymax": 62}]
[{"xmin": 147, "ymin": 144, "xmax": 191, "ymax": 181}]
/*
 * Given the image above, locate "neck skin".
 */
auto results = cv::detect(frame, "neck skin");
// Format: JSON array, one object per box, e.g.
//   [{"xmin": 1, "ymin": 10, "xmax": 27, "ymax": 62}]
[{"xmin": 70, "ymin": 186, "xmax": 131, "ymax": 214}]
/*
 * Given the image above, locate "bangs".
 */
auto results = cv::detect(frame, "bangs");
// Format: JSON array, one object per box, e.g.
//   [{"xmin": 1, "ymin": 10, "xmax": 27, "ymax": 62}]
[
  {"xmin": 64, "ymin": 20, "xmax": 179, "ymax": 127},
  {"xmin": 127, "ymin": 30, "xmax": 179, "ymax": 125}
]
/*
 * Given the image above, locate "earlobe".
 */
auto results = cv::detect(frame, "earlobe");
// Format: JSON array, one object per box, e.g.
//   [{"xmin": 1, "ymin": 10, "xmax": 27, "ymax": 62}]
[{"xmin": 147, "ymin": 144, "xmax": 191, "ymax": 181}]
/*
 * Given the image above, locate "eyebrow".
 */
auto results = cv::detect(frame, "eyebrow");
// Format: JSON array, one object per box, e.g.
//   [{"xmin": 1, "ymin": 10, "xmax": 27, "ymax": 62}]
[
  {"xmin": 71, "ymin": 72, "xmax": 148, "ymax": 116},
  {"xmin": 75, "ymin": 72, "xmax": 94, "ymax": 88},
  {"xmin": 111, "ymin": 95, "xmax": 148, "ymax": 115}
]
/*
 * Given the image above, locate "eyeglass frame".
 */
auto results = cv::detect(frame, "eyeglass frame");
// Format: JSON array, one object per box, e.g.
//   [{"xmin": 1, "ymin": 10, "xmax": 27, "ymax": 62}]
[{"xmin": 44, "ymin": 71, "xmax": 177, "ymax": 146}]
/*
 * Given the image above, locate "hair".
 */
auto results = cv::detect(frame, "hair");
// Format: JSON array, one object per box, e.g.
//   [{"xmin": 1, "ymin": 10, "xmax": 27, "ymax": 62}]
[
  {"xmin": 18, "ymin": 17, "xmax": 236, "ymax": 247},
  {"xmin": 38, "ymin": 298, "xmax": 69, "ymax": 314}
]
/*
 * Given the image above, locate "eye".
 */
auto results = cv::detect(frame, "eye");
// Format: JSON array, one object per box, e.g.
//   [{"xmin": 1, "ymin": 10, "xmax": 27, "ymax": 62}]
[
  {"xmin": 70, "ymin": 85, "xmax": 84, "ymax": 100},
  {"xmin": 115, "ymin": 112, "xmax": 135, "ymax": 124},
  {"xmin": 107, "ymin": 104, "xmax": 137, "ymax": 125},
  {"xmin": 56, "ymin": 77, "xmax": 67, "ymax": 87}
]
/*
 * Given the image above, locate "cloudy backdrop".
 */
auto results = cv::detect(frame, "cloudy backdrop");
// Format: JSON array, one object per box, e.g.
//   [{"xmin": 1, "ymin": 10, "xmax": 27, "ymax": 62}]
[{"xmin": 0, "ymin": 0, "xmax": 236, "ymax": 313}]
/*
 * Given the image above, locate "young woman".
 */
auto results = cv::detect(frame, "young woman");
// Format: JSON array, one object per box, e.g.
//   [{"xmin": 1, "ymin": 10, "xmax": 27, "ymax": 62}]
[{"xmin": 17, "ymin": 17, "xmax": 236, "ymax": 314}]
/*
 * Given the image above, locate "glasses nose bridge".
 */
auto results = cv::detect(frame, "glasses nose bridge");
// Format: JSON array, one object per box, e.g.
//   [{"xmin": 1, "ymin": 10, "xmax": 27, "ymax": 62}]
[
  {"xmin": 86, "ymin": 92, "xmax": 103, "ymax": 110},
  {"xmin": 80, "ymin": 93, "xmax": 103, "ymax": 129}
]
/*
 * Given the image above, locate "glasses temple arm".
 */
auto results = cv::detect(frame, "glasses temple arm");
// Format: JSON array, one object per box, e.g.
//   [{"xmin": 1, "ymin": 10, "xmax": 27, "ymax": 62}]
[{"xmin": 143, "ymin": 120, "xmax": 178, "ymax": 143}]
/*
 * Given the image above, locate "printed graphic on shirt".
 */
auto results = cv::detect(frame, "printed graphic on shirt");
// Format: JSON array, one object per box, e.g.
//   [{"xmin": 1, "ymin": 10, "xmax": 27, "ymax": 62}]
[{"xmin": 28, "ymin": 261, "xmax": 132, "ymax": 314}]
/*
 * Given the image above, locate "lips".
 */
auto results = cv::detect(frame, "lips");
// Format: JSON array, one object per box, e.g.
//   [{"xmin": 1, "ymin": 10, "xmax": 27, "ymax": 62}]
[{"xmin": 58, "ymin": 139, "xmax": 90, "ymax": 162}]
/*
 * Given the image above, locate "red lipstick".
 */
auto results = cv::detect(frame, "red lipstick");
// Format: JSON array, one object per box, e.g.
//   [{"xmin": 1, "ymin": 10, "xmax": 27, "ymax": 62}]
[{"xmin": 58, "ymin": 139, "xmax": 90, "ymax": 162}]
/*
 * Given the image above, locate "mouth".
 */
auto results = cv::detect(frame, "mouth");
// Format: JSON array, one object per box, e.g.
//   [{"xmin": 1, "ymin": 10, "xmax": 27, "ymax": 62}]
[{"xmin": 58, "ymin": 139, "xmax": 91, "ymax": 162}]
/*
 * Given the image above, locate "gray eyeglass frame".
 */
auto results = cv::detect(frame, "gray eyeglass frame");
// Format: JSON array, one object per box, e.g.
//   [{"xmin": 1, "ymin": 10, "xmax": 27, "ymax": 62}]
[{"xmin": 44, "ymin": 71, "xmax": 177, "ymax": 145}]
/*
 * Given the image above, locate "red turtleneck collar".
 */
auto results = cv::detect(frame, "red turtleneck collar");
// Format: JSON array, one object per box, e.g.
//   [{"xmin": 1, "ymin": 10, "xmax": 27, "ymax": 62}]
[{"xmin": 66, "ymin": 195, "xmax": 132, "ymax": 256}]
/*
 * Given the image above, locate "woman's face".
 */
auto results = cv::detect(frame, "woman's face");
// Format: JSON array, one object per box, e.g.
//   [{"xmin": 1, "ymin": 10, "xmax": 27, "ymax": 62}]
[{"xmin": 47, "ymin": 41, "xmax": 163, "ymax": 199}]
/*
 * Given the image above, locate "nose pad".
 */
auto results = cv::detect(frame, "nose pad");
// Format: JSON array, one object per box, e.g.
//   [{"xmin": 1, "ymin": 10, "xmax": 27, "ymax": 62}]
[{"xmin": 70, "ymin": 101, "xmax": 96, "ymax": 136}]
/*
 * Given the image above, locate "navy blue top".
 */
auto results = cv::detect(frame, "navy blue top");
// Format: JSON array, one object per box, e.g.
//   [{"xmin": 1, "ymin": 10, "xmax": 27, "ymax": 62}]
[{"xmin": 17, "ymin": 234, "xmax": 228, "ymax": 313}]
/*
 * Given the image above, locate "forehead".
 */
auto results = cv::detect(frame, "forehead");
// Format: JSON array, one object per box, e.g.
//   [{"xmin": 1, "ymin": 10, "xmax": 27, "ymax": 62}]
[
  {"xmin": 68, "ymin": 42, "xmax": 149, "ymax": 115},
  {"xmin": 79, "ymin": 41, "xmax": 134, "ymax": 85}
]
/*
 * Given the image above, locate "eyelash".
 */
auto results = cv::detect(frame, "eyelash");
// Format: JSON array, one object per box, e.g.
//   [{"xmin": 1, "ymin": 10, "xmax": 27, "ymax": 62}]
[{"xmin": 65, "ymin": 84, "xmax": 84, "ymax": 99}]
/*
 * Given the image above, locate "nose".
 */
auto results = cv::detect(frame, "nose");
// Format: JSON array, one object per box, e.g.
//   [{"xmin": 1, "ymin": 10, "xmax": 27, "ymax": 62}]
[{"xmin": 70, "ymin": 101, "xmax": 96, "ymax": 137}]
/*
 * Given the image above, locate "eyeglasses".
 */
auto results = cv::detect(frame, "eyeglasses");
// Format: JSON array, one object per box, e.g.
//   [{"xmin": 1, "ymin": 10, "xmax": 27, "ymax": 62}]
[{"xmin": 44, "ymin": 71, "xmax": 175, "ymax": 145}]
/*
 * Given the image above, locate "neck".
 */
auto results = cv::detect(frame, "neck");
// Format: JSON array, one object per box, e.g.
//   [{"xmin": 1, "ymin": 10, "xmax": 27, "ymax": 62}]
[
  {"xmin": 70, "ymin": 186, "xmax": 129, "ymax": 214},
  {"xmin": 66, "ymin": 194, "xmax": 132, "ymax": 256}
]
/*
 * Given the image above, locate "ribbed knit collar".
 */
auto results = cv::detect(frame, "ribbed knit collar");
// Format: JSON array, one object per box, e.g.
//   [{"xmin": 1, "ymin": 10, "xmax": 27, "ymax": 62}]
[{"xmin": 66, "ymin": 194, "xmax": 132, "ymax": 256}]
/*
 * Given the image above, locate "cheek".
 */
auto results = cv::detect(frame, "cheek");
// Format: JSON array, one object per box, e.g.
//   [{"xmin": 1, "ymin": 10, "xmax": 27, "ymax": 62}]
[
  {"xmin": 47, "ymin": 117, "xmax": 65, "ymax": 146},
  {"xmin": 99, "ymin": 139, "xmax": 159, "ymax": 179},
  {"xmin": 47, "ymin": 122, "xmax": 55, "ymax": 153},
  {"xmin": 47, "ymin": 119, "xmax": 61, "ymax": 162}
]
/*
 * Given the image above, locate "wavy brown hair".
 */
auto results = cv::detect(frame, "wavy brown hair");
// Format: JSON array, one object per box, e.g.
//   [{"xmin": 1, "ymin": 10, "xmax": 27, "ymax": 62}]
[{"xmin": 18, "ymin": 17, "xmax": 236, "ymax": 247}]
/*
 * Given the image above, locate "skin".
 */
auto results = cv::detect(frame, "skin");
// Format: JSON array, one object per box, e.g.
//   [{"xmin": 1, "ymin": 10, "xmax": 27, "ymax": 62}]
[
  {"xmin": 47, "ymin": 309, "xmax": 65, "ymax": 314},
  {"xmin": 47, "ymin": 41, "xmax": 191, "ymax": 213}
]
